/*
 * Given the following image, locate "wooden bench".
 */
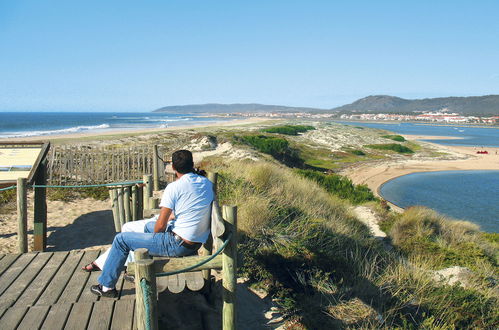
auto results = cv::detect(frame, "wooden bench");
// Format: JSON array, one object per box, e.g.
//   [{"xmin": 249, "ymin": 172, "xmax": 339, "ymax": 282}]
[{"xmin": 127, "ymin": 173, "xmax": 238, "ymax": 330}]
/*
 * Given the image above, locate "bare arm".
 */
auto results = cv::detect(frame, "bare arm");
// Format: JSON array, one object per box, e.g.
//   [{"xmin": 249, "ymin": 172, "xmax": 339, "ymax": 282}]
[{"xmin": 154, "ymin": 207, "xmax": 173, "ymax": 233}]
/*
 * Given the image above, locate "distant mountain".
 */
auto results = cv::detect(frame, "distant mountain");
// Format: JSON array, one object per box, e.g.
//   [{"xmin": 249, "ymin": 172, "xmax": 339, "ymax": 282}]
[
  {"xmin": 332, "ymin": 95, "xmax": 499, "ymax": 115},
  {"xmin": 153, "ymin": 103, "xmax": 324, "ymax": 113}
]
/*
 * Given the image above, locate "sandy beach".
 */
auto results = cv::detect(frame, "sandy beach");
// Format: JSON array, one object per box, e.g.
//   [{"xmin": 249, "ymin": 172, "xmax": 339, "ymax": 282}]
[{"xmin": 342, "ymin": 136, "xmax": 499, "ymax": 199}]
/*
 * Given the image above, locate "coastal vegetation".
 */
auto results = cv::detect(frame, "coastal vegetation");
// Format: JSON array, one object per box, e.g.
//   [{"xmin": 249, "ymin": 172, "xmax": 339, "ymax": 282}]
[
  {"xmin": 47, "ymin": 186, "xmax": 109, "ymax": 202},
  {"xmin": 262, "ymin": 124, "xmax": 315, "ymax": 135},
  {"xmin": 296, "ymin": 169, "xmax": 376, "ymax": 204},
  {"xmin": 381, "ymin": 134, "xmax": 406, "ymax": 142},
  {"xmin": 234, "ymin": 134, "xmax": 303, "ymax": 167},
  {"xmin": 366, "ymin": 143, "xmax": 414, "ymax": 154},
  {"xmin": 206, "ymin": 158, "xmax": 498, "ymax": 328}
]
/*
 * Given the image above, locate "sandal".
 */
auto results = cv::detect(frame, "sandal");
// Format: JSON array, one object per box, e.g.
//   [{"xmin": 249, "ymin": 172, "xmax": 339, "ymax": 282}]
[{"xmin": 82, "ymin": 262, "xmax": 101, "ymax": 272}]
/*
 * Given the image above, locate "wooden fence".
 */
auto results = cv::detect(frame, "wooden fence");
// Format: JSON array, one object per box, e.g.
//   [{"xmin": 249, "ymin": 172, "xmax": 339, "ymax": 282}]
[{"xmin": 47, "ymin": 145, "xmax": 170, "ymax": 185}]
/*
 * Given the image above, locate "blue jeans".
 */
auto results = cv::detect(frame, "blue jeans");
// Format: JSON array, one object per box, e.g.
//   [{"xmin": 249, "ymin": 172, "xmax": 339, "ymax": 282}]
[{"xmin": 98, "ymin": 225, "xmax": 197, "ymax": 288}]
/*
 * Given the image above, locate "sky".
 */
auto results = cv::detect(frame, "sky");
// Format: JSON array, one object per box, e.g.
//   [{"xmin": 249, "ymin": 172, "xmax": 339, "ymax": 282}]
[{"xmin": 0, "ymin": 0, "xmax": 498, "ymax": 112}]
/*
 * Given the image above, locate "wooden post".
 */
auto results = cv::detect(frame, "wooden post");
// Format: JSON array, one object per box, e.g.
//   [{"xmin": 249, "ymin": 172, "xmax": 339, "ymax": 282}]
[
  {"xmin": 134, "ymin": 248, "xmax": 150, "ymax": 261},
  {"xmin": 131, "ymin": 185, "xmax": 138, "ymax": 221},
  {"xmin": 135, "ymin": 258, "xmax": 158, "ymax": 330},
  {"xmin": 201, "ymin": 172, "xmax": 218, "ymax": 283},
  {"xmin": 152, "ymin": 145, "xmax": 160, "ymax": 191},
  {"xmin": 33, "ymin": 160, "xmax": 47, "ymax": 251},
  {"xmin": 124, "ymin": 186, "xmax": 131, "ymax": 223},
  {"xmin": 17, "ymin": 178, "xmax": 28, "ymax": 253},
  {"xmin": 207, "ymin": 172, "xmax": 218, "ymax": 191},
  {"xmin": 137, "ymin": 185, "xmax": 144, "ymax": 219},
  {"xmin": 109, "ymin": 188, "xmax": 121, "ymax": 232},
  {"xmin": 117, "ymin": 187, "xmax": 125, "ymax": 228},
  {"xmin": 222, "ymin": 205, "xmax": 237, "ymax": 330},
  {"xmin": 143, "ymin": 174, "xmax": 152, "ymax": 210}
]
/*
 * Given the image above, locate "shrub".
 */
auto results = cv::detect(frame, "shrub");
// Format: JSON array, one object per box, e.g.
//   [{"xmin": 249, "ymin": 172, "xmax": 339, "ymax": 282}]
[
  {"xmin": 235, "ymin": 135, "xmax": 303, "ymax": 167},
  {"xmin": 262, "ymin": 125, "xmax": 315, "ymax": 135},
  {"xmin": 47, "ymin": 186, "xmax": 109, "ymax": 201},
  {"xmin": 79, "ymin": 187, "xmax": 109, "ymax": 200},
  {"xmin": 0, "ymin": 188, "xmax": 16, "ymax": 212},
  {"xmin": 296, "ymin": 169, "xmax": 377, "ymax": 204},
  {"xmin": 366, "ymin": 143, "xmax": 414, "ymax": 154},
  {"xmin": 47, "ymin": 188, "xmax": 78, "ymax": 202},
  {"xmin": 350, "ymin": 149, "xmax": 365, "ymax": 156},
  {"xmin": 381, "ymin": 134, "xmax": 406, "ymax": 142}
]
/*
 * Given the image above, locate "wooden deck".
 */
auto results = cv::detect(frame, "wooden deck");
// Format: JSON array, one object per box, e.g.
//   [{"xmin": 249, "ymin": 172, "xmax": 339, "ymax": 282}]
[
  {"xmin": 0, "ymin": 250, "xmax": 207, "ymax": 329},
  {"xmin": 0, "ymin": 250, "xmax": 136, "ymax": 329}
]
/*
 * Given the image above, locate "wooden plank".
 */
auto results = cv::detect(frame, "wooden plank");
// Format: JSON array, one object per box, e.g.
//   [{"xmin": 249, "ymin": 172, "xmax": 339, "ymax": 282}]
[
  {"xmin": 127, "ymin": 254, "xmax": 223, "ymax": 276},
  {"xmin": 16, "ymin": 305, "xmax": 50, "ymax": 329},
  {"xmin": 167, "ymin": 273, "xmax": 186, "ymax": 294},
  {"xmin": 156, "ymin": 276, "xmax": 168, "ymax": 293},
  {"xmin": 87, "ymin": 300, "xmax": 114, "ymax": 329},
  {"xmin": 15, "ymin": 252, "xmax": 69, "ymax": 307},
  {"xmin": 64, "ymin": 302, "xmax": 93, "ymax": 330},
  {"xmin": 0, "ymin": 306, "xmax": 28, "ymax": 330},
  {"xmin": 36, "ymin": 251, "xmax": 84, "ymax": 306},
  {"xmin": 111, "ymin": 299, "xmax": 134, "ymax": 330},
  {"xmin": 0, "ymin": 255, "xmax": 5, "ymax": 262},
  {"xmin": 119, "ymin": 273, "xmax": 136, "ymax": 300},
  {"xmin": 185, "ymin": 271, "xmax": 205, "ymax": 291},
  {"xmin": 40, "ymin": 303, "xmax": 72, "ymax": 330},
  {"xmin": 0, "ymin": 253, "xmax": 37, "ymax": 296},
  {"xmin": 0, "ymin": 254, "xmax": 20, "ymax": 277},
  {"xmin": 77, "ymin": 268, "xmax": 102, "ymax": 302},
  {"xmin": 57, "ymin": 250, "xmax": 100, "ymax": 304},
  {"xmin": 0, "ymin": 252, "xmax": 53, "ymax": 310}
]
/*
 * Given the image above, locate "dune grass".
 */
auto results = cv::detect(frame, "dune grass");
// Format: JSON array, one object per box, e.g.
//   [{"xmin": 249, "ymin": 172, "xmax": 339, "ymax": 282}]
[
  {"xmin": 366, "ymin": 143, "xmax": 414, "ymax": 154},
  {"xmin": 381, "ymin": 134, "xmax": 406, "ymax": 142},
  {"xmin": 203, "ymin": 159, "xmax": 498, "ymax": 328},
  {"xmin": 262, "ymin": 125, "xmax": 315, "ymax": 135}
]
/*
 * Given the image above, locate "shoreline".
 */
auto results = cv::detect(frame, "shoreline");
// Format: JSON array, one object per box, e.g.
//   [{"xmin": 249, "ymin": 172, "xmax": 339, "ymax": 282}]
[
  {"xmin": 342, "ymin": 136, "xmax": 499, "ymax": 206},
  {"xmin": 0, "ymin": 117, "xmax": 274, "ymax": 143}
]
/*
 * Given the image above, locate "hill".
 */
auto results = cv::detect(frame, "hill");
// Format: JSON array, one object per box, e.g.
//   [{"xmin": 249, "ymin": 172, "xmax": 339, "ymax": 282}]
[
  {"xmin": 153, "ymin": 103, "xmax": 325, "ymax": 113},
  {"xmin": 332, "ymin": 95, "xmax": 499, "ymax": 115}
]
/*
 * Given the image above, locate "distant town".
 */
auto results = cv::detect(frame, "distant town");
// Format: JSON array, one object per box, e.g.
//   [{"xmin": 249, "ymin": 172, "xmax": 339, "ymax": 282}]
[{"xmin": 228, "ymin": 109, "xmax": 498, "ymax": 124}]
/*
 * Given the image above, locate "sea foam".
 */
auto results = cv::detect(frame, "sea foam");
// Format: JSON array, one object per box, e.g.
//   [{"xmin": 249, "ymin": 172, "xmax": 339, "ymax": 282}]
[{"xmin": 0, "ymin": 124, "xmax": 111, "ymax": 138}]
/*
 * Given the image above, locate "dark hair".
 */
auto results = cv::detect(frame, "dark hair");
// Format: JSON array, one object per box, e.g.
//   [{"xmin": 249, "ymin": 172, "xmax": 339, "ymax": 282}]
[{"xmin": 171, "ymin": 150, "xmax": 206, "ymax": 176}]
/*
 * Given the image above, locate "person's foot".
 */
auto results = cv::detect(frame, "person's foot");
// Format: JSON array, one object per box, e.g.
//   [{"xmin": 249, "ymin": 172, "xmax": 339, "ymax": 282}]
[
  {"xmin": 82, "ymin": 262, "xmax": 101, "ymax": 272},
  {"xmin": 124, "ymin": 272, "xmax": 135, "ymax": 283},
  {"xmin": 90, "ymin": 284, "xmax": 117, "ymax": 298}
]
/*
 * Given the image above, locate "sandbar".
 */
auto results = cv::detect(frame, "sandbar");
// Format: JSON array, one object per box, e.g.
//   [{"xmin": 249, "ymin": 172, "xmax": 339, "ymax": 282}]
[{"xmin": 342, "ymin": 137, "xmax": 499, "ymax": 201}]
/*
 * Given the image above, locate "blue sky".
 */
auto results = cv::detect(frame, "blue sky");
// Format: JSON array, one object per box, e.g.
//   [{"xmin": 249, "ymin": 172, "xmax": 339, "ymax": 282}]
[{"xmin": 1, "ymin": 1, "xmax": 498, "ymax": 112}]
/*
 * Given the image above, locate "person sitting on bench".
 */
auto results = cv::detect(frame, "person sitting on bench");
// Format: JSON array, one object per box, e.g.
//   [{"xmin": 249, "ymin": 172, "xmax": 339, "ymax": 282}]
[{"xmin": 89, "ymin": 149, "xmax": 214, "ymax": 297}]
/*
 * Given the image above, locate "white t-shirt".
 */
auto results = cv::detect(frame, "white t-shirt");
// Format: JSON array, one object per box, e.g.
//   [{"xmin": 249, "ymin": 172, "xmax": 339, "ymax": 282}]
[{"xmin": 159, "ymin": 172, "xmax": 214, "ymax": 243}]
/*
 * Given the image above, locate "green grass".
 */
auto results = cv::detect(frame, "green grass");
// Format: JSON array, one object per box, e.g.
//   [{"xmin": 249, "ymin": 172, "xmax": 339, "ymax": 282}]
[
  {"xmin": 296, "ymin": 169, "xmax": 377, "ymax": 204},
  {"xmin": 388, "ymin": 207, "xmax": 497, "ymax": 271},
  {"xmin": 0, "ymin": 189, "xmax": 17, "ymax": 213},
  {"xmin": 262, "ymin": 125, "xmax": 315, "ymax": 135},
  {"xmin": 366, "ymin": 143, "xmax": 414, "ymax": 154},
  {"xmin": 234, "ymin": 134, "xmax": 303, "ymax": 167},
  {"xmin": 381, "ymin": 134, "xmax": 406, "ymax": 142},
  {"xmin": 47, "ymin": 186, "xmax": 109, "ymax": 202},
  {"xmin": 349, "ymin": 149, "xmax": 366, "ymax": 156}
]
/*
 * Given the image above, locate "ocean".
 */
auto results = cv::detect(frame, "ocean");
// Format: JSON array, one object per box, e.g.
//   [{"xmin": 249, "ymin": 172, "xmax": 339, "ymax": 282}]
[
  {"xmin": 338, "ymin": 121, "xmax": 499, "ymax": 147},
  {"xmin": 380, "ymin": 171, "xmax": 499, "ymax": 232},
  {"xmin": 338, "ymin": 121, "xmax": 499, "ymax": 232},
  {"xmin": 0, "ymin": 112, "xmax": 236, "ymax": 138}
]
